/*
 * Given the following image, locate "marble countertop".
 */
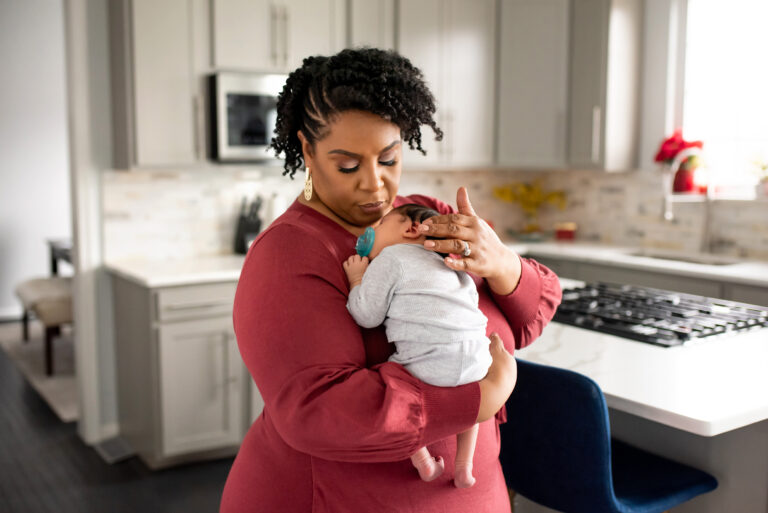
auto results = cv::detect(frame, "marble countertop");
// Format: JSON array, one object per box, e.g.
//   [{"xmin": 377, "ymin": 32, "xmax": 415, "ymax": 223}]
[
  {"xmin": 104, "ymin": 253, "xmax": 768, "ymax": 436},
  {"xmin": 510, "ymin": 242, "xmax": 768, "ymax": 287},
  {"xmin": 517, "ymin": 278, "xmax": 768, "ymax": 437},
  {"xmin": 104, "ymin": 241, "xmax": 768, "ymax": 288},
  {"xmin": 105, "ymin": 254, "xmax": 246, "ymax": 288}
]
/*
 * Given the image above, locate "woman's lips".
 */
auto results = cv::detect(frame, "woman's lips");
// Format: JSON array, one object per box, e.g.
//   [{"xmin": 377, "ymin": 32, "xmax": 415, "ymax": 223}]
[{"xmin": 359, "ymin": 201, "xmax": 385, "ymax": 214}]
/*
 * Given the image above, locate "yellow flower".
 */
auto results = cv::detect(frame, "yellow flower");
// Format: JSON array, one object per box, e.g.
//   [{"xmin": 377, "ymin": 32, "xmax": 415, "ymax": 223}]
[{"xmin": 493, "ymin": 180, "xmax": 567, "ymax": 218}]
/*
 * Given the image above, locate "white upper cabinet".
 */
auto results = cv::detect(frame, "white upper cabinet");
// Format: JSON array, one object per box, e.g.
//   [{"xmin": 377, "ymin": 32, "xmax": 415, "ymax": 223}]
[
  {"xmin": 497, "ymin": 0, "xmax": 570, "ymax": 168},
  {"xmin": 212, "ymin": 0, "xmax": 346, "ymax": 72},
  {"xmin": 212, "ymin": 0, "xmax": 273, "ymax": 70},
  {"xmin": 111, "ymin": 0, "xmax": 210, "ymax": 168},
  {"xmin": 348, "ymin": 0, "xmax": 395, "ymax": 50},
  {"xmin": 398, "ymin": 0, "xmax": 496, "ymax": 168},
  {"xmin": 567, "ymin": 0, "xmax": 642, "ymax": 171}
]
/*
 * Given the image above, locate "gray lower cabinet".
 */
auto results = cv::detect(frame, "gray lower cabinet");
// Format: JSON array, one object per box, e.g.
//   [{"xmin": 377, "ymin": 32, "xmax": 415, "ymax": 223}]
[
  {"xmin": 530, "ymin": 254, "xmax": 768, "ymax": 306},
  {"xmin": 112, "ymin": 275, "xmax": 250, "ymax": 468}
]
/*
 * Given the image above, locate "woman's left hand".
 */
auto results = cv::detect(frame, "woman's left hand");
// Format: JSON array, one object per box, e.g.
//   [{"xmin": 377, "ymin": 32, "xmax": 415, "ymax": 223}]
[{"xmin": 419, "ymin": 187, "xmax": 523, "ymax": 295}]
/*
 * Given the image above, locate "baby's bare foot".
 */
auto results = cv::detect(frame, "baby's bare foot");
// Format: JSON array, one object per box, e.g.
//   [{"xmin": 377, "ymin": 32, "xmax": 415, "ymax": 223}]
[
  {"xmin": 453, "ymin": 462, "xmax": 476, "ymax": 488},
  {"xmin": 414, "ymin": 456, "xmax": 445, "ymax": 482}
]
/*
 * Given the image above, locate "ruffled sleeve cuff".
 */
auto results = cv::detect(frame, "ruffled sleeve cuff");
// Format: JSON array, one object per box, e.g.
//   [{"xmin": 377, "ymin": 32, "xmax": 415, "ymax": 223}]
[{"xmin": 489, "ymin": 256, "xmax": 562, "ymax": 350}]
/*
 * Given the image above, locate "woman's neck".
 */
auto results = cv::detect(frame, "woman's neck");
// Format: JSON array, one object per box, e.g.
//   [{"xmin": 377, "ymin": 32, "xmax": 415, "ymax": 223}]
[{"xmin": 297, "ymin": 194, "xmax": 386, "ymax": 237}]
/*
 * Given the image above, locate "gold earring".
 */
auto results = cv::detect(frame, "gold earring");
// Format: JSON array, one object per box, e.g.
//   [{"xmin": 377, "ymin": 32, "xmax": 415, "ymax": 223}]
[{"xmin": 303, "ymin": 167, "xmax": 313, "ymax": 201}]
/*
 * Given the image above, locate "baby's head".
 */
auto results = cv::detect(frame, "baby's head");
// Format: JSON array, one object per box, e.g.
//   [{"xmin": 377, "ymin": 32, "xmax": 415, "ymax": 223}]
[{"xmin": 366, "ymin": 204, "xmax": 443, "ymax": 259}]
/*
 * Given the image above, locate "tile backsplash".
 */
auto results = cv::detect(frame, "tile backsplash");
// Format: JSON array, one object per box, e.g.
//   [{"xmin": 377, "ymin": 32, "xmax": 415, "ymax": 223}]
[{"xmin": 101, "ymin": 166, "xmax": 768, "ymax": 262}]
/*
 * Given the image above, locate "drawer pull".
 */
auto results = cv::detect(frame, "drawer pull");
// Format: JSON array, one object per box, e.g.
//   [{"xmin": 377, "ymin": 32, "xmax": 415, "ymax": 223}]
[{"xmin": 163, "ymin": 301, "xmax": 230, "ymax": 311}]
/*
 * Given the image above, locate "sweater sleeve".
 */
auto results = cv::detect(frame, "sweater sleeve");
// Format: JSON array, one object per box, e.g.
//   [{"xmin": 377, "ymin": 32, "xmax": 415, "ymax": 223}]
[
  {"xmin": 233, "ymin": 223, "xmax": 480, "ymax": 463},
  {"xmin": 489, "ymin": 256, "xmax": 562, "ymax": 350},
  {"xmin": 346, "ymin": 252, "xmax": 401, "ymax": 329}
]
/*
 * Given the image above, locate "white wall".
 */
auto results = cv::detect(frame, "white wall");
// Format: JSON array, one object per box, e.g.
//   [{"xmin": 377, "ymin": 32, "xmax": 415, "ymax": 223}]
[{"xmin": 0, "ymin": 0, "xmax": 72, "ymax": 319}]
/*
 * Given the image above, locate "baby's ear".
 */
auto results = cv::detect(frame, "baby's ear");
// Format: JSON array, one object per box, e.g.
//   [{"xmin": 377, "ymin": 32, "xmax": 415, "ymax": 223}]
[{"xmin": 402, "ymin": 221, "xmax": 422, "ymax": 239}]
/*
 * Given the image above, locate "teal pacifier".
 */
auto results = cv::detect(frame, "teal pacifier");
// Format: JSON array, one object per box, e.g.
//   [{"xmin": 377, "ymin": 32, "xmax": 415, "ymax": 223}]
[{"xmin": 355, "ymin": 227, "xmax": 375, "ymax": 257}]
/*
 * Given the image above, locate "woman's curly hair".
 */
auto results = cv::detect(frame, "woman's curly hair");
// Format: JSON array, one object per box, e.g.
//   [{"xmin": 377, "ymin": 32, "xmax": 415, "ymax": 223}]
[{"xmin": 269, "ymin": 47, "xmax": 443, "ymax": 178}]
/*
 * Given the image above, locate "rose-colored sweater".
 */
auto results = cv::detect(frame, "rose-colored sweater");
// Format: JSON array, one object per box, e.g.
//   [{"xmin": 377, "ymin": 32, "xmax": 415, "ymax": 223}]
[{"xmin": 220, "ymin": 194, "xmax": 562, "ymax": 513}]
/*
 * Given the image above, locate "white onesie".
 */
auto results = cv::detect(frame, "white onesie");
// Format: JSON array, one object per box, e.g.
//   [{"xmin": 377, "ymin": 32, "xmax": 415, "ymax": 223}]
[{"xmin": 346, "ymin": 244, "xmax": 491, "ymax": 387}]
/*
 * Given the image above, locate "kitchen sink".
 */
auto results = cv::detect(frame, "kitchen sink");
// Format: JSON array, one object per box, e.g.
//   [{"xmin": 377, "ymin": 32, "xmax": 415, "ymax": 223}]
[{"xmin": 627, "ymin": 250, "xmax": 741, "ymax": 266}]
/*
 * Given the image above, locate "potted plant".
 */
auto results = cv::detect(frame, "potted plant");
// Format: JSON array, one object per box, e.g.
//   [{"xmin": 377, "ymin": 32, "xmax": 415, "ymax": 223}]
[
  {"xmin": 654, "ymin": 130, "xmax": 706, "ymax": 194},
  {"xmin": 493, "ymin": 180, "xmax": 567, "ymax": 241}
]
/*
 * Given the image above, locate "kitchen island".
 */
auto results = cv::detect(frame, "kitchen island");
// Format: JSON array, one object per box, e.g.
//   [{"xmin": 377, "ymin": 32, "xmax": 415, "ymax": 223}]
[{"xmin": 513, "ymin": 278, "xmax": 768, "ymax": 513}]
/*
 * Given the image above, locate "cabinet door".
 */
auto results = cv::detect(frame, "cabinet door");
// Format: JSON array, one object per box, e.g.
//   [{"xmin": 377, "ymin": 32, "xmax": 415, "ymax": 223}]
[
  {"xmin": 158, "ymin": 317, "xmax": 245, "ymax": 458},
  {"xmin": 722, "ymin": 283, "xmax": 768, "ymax": 307},
  {"xmin": 349, "ymin": 0, "xmax": 395, "ymax": 49},
  {"xmin": 132, "ymin": 0, "xmax": 197, "ymax": 166},
  {"xmin": 212, "ymin": 0, "xmax": 275, "ymax": 70},
  {"xmin": 285, "ymin": 0, "xmax": 338, "ymax": 71},
  {"xmin": 443, "ymin": 0, "xmax": 496, "ymax": 167},
  {"xmin": 397, "ymin": 0, "xmax": 444, "ymax": 168},
  {"xmin": 567, "ymin": 0, "xmax": 609, "ymax": 169},
  {"xmin": 498, "ymin": 0, "xmax": 569, "ymax": 168},
  {"xmin": 398, "ymin": 0, "xmax": 495, "ymax": 168}
]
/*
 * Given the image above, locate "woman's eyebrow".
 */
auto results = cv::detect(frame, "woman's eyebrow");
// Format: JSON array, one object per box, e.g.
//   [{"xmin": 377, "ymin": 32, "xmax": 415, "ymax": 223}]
[{"xmin": 327, "ymin": 139, "xmax": 402, "ymax": 157}]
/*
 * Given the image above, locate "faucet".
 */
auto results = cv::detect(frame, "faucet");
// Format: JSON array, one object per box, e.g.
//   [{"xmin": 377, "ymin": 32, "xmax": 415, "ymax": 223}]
[{"xmin": 700, "ymin": 186, "xmax": 713, "ymax": 254}]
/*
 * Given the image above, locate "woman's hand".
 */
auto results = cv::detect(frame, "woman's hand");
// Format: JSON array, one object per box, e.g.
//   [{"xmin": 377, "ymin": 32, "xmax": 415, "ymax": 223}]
[
  {"xmin": 419, "ymin": 187, "xmax": 523, "ymax": 295},
  {"xmin": 477, "ymin": 333, "xmax": 517, "ymax": 423}
]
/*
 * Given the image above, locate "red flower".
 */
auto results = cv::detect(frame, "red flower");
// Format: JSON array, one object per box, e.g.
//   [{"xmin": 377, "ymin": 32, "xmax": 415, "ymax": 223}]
[{"xmin": 654, "ymin": 129, "xmax": 703, "ymax": 164}]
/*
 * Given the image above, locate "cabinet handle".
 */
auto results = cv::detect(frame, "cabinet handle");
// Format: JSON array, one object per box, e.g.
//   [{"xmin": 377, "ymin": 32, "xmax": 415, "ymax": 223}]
[
  {"xmin": 270, "ymin": 4, "xmax": 278, "ymax": 67},
  {"xmin": 192, "ymin": 95, "xmax": 203, "ymax": 161},
  {"xmin": 163, "ymin": 301, "xmax": 229, "ymax": 311},
  {"xmin": 591, "ymin": 105, "xmax": 601, "ymax": 164}
]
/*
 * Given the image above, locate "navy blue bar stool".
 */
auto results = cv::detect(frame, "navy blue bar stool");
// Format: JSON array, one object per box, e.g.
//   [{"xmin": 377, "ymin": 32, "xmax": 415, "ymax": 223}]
[{"xmin": 499, "ymin": 359, "xmax": 718, "ymax": 513}]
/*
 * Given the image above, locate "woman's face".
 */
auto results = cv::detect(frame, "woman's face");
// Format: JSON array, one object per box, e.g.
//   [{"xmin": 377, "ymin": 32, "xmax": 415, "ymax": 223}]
[{"xmin": 299, "ymin": 110, "xmax": 402, "ymax": 230}]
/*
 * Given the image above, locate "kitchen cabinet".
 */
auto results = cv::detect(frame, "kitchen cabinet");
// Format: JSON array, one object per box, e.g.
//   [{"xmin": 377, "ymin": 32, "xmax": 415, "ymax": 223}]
[
  {"xmin": 348, "ymin": 0, "xmax": 395, "ymax": 50},
  {"xmin": 397, "ymin": 0, "xmax": 497, "ymax": 168},
  {"xmin": 497, "ymin": 0, "xmax": 570, "ymax": 168},
  {"xmin": 212, "ymin": 0, "xmax": 346, "ymax": 72},
  {"xmin": 109, "ymin": 0, "xmax": 210, "ymax": 168},
  {"xmin": 722, "ymin": 283, "xmax": 768, "ymax": 308},
  {"xmin": 567, "ymin": 0, "xmax": 642, "ymax": 171},
  {"xmin": 112, "ymin": 276, "xmax": 250, "ymax": 468}
]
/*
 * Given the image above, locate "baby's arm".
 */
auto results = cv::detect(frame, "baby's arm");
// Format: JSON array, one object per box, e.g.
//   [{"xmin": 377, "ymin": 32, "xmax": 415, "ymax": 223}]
[{"xmin": 344, "ymin": 252, "xmax": 401, "ymax": 329}]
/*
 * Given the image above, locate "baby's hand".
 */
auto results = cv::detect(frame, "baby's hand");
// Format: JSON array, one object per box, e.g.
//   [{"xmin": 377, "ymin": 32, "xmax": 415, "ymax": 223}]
[{"xmin": 343, "ymin": 255, "xmax": 369, "ymax": 287}]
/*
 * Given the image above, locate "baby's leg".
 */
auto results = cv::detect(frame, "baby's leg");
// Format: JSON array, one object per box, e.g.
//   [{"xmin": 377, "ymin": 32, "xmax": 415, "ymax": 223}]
[
  {"xmin": 410, "ymin": 446, "xmax": 445, "ymax": 482},
  {"xmin": 454, "ymin": 423, "xmax": 479, "ymax": 488}
]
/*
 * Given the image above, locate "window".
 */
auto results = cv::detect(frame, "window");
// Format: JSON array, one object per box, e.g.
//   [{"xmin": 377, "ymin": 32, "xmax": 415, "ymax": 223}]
[{"xmin": 682, "ymin": 0, "xmax": 768, "ymax": 195}]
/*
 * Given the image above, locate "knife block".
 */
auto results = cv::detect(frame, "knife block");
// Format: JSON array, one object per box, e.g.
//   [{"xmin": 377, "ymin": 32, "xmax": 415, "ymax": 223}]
[{"xmin": 234, "ymin": 214, "xmax": 262, "ymax": 254}]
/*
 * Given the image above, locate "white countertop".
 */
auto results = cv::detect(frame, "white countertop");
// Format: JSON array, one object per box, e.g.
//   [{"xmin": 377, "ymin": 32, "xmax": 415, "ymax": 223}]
[
  {"xmin": 105, "ymin": 254, "xmax": 245, "ymax": 287},
  {"xmin": 510, "ymin": 242, "xmax": 768, "ymax": 287},
  {"xmin": 518, "ymin": 277, "xmax": 768, "ymax": 437},
  {"xmin": 105, "ymin": 241, "xmax": 768, "ymax": 289}
]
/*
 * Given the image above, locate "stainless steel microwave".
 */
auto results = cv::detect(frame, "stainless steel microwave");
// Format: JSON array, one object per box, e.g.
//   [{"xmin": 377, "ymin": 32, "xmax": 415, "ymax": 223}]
[{"xmin": 209, "ymin": 72, "xmax": 287, "ymax": 162}]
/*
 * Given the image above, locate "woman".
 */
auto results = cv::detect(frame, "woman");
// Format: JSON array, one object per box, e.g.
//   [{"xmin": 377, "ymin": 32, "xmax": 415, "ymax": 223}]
[{"xmin": 220, "ymin": 48, "xmax": 562, "ymax": 513}]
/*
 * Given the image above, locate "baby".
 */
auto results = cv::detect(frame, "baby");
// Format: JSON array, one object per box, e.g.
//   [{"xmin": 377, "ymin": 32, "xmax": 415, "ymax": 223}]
[{"xmin": 343, "ymin": 204, "xmax": 491, "ymax": 488}]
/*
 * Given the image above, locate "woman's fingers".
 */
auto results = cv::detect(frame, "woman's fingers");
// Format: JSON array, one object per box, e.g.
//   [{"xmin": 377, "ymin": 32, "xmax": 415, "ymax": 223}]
[
  {"xmin": 456, "ymin": 186, "xmax": 477, "ymax": 217},
  {"xmin": 419, "ymin": 213, "xmax": 474, "ymax": 236},
  {"xmin": 424, "ymin": 237, "xmax": 474, "ymax": 255}
]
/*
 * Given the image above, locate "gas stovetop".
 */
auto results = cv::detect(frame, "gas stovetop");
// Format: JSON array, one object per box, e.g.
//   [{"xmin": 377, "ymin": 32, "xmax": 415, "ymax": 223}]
[{"xmin": 553, "ymin": 282, "xmax": 768, "ymax": 347}]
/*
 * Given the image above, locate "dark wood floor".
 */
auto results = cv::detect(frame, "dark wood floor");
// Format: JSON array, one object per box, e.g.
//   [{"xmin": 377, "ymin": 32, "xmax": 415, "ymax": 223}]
[{"xmin": 0, "ymin": 339, "xmax": 233, "ymax": 513}]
